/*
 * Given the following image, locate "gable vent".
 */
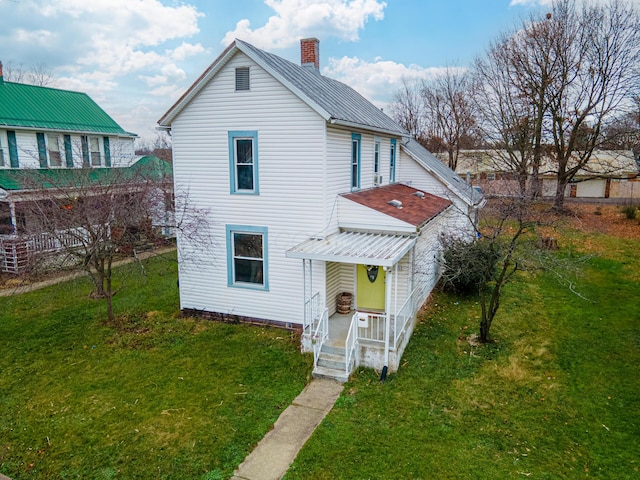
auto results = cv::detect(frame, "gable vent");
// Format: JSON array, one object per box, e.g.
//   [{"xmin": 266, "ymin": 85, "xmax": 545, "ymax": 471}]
[
  {"xmin": 388, "ymin": 199, "xmax": 403, "ymax": 209},
  {"xmin": 235, "ymin": 66, "xmax": 250, "ymax": 91}
]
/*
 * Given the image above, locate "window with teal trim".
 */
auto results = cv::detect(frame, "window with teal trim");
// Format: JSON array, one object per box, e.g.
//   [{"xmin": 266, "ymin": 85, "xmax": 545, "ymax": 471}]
[
  {"xmin": 351, "ymin": 133, "xmax": 361, "ymax": 191},
  {"xmin": 228, "ymin": 131, "xmax": 259, "ymax": 194},
  {"xmin": 0, "ymin": 134, "xmax": 5, "ymax": 167},
  {"xmin": 390, "ymin": 138, "xmax": 397, "ymax": 183},
  {"xmin": 226, "ymin": 225, "xmax": 268, "ymax": 290}
]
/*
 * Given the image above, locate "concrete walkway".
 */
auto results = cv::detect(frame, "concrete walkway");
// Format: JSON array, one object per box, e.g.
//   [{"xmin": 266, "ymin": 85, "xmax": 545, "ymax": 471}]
[
  {"xmin": 0, "ymin": 246, "xmax": 176, "ymax": 297},
  {"xmin": 232, "ymin": 379, "xmax": 344, "ymax": 480}
]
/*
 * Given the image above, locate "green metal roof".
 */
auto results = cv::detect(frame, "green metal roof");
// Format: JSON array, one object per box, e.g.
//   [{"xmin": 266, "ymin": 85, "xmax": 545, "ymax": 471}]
[
  {"xmin": 0, "ymin": 156, "xmax": 171, "ymax": 193},
  {"xmin": 0, "ymin": 80, "xmax": 135, "ymax": 136}
]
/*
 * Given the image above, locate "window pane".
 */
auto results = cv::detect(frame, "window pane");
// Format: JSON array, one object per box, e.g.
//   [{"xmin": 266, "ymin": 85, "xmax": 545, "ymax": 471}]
[
  {"xmin": 236, "ymin": 139, "xmax": 253, "ymax": 164},
  {"xmin": 234, "ymin": 232, "xmax": 262, "ymax": 258},
  {"xmin": 90, "ymin": 137, "xmax": 101, "ymax": 166},
  {"xmin": 47, "ymin": 135, "xmax": 61, "ymax": 167},
  {"xmin": 237, "ymin": 165, "xmax": 254, "ymax": 190},
  {"xmin": 234, "ymin": 258, "xmax": 263, "ymax": 284}
]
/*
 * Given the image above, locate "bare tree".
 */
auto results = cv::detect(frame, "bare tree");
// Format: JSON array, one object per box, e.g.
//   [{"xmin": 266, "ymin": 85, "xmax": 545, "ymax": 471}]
[
  {"xmin": 14, "ymin": 163, "xmax": 207, "ymax": 323},
  {"xmin": 389, "ymin": 78, "xmax": 426, "ymax": 141},
  {"xmin": 421, "ymin": 67, "xmax": 479, "ymax": 171},
  {"xmin": 2, "ymin": 61, "xmax": 57, "ymax": 87},
  {"xmin": 475, "ymin": 0, "xmax": 640, "ymax": 209}
]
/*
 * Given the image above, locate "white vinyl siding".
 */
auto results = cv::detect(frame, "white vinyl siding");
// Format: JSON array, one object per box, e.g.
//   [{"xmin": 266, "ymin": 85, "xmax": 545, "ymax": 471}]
[{"xmin": 171, "ymin": 52, "xmax": 327, "ymax": 324}]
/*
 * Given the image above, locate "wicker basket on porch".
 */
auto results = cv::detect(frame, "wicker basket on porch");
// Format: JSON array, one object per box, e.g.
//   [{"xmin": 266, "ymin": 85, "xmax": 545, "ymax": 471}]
[{"xmin": 336, "ymin": 292, "xmax": 353, "ymax": 314}]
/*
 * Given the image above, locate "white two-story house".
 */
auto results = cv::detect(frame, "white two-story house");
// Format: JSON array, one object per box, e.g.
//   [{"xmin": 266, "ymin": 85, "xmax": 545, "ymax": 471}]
[
  {"xmin": 158, "ymin": 39, "xmax": 483, "ymax": 381},
  {"xmin": 0, "ymin": 62, "xmax": 171, "ymax": 273}
]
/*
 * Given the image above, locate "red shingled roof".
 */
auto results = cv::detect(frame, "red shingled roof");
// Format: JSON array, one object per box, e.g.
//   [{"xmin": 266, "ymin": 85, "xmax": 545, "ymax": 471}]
[{"xmin": 341, "ymin": 184, "xmax": 452, "ymax": 228}]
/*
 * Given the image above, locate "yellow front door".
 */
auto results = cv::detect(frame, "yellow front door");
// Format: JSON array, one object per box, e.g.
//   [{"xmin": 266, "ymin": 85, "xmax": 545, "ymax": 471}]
[{"xmin": 356, "ymin": 265, "xmax": 385, "ymax": 311}]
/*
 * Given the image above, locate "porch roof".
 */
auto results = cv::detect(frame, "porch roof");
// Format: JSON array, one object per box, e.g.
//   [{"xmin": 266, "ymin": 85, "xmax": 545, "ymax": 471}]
[{"xmin": 286, "ymin": 230, "xmax": 417, "ymax": 267}]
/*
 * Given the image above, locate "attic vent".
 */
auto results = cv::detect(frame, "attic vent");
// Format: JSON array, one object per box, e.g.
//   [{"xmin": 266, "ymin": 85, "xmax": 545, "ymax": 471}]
[
  {"xmin": 235, "ymin": 67, "xmax": 250, "ymax": 91},
  {"xmin": 388, "ymin": 199, "xmax": 403, "ymax": 209},
  {"xmin": 413, "ymin": 191, "xmax": 425, "ymax": 199}
]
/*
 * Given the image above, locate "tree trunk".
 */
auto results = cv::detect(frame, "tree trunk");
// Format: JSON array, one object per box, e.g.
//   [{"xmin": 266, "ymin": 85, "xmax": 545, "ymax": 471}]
[{"xmin": 552, "ymin": 179, "xmax": 567, "ymax": 211}]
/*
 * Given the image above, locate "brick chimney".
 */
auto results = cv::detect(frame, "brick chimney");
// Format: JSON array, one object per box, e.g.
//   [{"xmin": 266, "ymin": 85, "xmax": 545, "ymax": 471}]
[
  {"xmin": 0, "ymin": 61, "xmax": 3, "ymax": 84},
  {"xmin": 300, "ymin": 38, "xmax": 319, "ymax": 71}
]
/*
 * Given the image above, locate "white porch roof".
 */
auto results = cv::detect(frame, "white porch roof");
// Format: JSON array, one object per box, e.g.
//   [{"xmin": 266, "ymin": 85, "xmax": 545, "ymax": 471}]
[{"xmin": 286, "ymin": 231, "xmax": 417, "ymax": 267}]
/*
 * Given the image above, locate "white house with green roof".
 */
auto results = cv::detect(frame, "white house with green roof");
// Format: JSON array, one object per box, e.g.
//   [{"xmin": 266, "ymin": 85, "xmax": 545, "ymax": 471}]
[
  {"xmin": 159, "ymin": 39, "xmax": 484, "ymax": 381},
  {"xmin": 0, "ymin": 62, "xmax": 171, "ymax": 273}
]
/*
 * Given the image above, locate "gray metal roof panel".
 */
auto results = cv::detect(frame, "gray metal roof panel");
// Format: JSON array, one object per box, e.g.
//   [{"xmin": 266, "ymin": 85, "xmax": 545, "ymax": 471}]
[
  {"xmin": 236, "ymin": 40, "xmax": 407, "ymax": 136},
  {"xmin": 402, "ymin": 138, "xmax": 484, "ymax": 206}
]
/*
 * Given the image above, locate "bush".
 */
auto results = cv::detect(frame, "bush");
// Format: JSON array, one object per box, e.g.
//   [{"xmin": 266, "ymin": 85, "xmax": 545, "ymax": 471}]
[
  {"xmin": 440, "ymin": 237, "xmax": 499, "ymax": 295},
  {"xmin": 621, "ymin": 205, "xmax": 638, "ymax": 220}
]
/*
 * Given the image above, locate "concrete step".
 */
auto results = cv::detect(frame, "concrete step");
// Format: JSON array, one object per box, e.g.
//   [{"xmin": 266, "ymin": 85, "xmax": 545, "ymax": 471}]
[
  {"xmin": 317, "ymin": 351, "xmax": 346, "ymax": 371},
  {"xmin": 312, "ymin": 365, "xmax": 350, "ymax": 383},
  {"xmin": 320, "ymin": 343, "xmax": 346, "ymax": 356}
]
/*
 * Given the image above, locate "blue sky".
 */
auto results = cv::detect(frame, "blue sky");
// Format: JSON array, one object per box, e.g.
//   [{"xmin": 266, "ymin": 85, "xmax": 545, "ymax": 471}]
[{"xmin": 0, "ymin": 0, "xmax": 557, "ymax": 142}]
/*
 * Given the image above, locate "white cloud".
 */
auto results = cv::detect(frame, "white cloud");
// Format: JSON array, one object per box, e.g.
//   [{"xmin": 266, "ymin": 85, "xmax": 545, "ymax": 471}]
[
  {"xmin": 169, "ymin": 42, "xmax": 207, "ymax": 61},
  {"xmin": 323, "ymin": 56, "xmax": 458, "ymax": 104},
  {"xmin": 510, "ymin": 0, "xmax": 552, "ymax": 5},
  {"xmin": 223, "ymin": 0, "xmax": 386, "ymax": 48},
  {"xmin": 14, "ymin": 28, "xmax": 55, "ymax": 46}
]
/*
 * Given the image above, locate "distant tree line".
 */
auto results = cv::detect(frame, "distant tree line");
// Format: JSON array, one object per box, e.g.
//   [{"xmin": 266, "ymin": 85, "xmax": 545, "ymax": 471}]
[{"xmin": 390, "ymin": 0, "xmax": 640, "ymax": 211}]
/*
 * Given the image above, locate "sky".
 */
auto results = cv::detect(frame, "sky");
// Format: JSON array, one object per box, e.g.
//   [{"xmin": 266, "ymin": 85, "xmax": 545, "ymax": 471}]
[{"xmin": 0, "ymin": 0, "xmax": 563, "ymax": 143}]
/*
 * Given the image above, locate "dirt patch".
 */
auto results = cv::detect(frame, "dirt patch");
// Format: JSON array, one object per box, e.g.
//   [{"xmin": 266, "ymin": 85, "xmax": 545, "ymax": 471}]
[{"xmin": 560, "ymin": 203, "xmax": 640, "ymax": 240}]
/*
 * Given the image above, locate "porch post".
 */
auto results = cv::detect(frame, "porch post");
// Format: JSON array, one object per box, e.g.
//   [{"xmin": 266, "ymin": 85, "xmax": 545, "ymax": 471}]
[
  {"xmin": 382, "ymin": 264, "xmax": 393, "ymax": 381},
  {"xmin": 302, "ymin": 259, "xmax": 307, "ymax": 326},
  {"xmin": 9, "ymin": 201, "xmax": 16, "ymax": 234}
]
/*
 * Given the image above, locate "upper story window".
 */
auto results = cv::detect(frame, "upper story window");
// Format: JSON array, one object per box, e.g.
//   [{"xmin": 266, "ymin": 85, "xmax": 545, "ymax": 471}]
[
  {"xmin": 47, "ymin": 134, "xmax": 62, "ymax": 167},
  {"xmin": 0, "ymin": 135, "xmax": 5, "ymax": 167},
  {"xmin": 351, "ymin": 133, "xmax": 361, "ymax": 191},
  {"xmin": 389, "ymin": 138, "xmax": 397, "ymax": 183},
  {"xmin": 226, "ymin": 224, "xmax": 269, "ymax": 290},
  {"xmin": 228, "ymin": 131, "xmax": 259, "ymax": 195},
  {"xmin": 235, "ymin": 67, "xmax": 250, "ymax": 91},
  {"xmin": 7, "ymin": 131, "xmax": 18, "ymax": 168},
  {"xmin": 89, "ymin": 137, "xmax": 102, "ymax": 166},
  {"xmin": 373, "ymin": 138, "xmax": 381, "ymax": 184}
]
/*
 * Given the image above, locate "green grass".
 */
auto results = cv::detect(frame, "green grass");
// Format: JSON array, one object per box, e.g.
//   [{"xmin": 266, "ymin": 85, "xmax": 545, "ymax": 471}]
[
  {"xmin": 0, "ymin": 254, "xmax": 312, "ymax": 479},
  {"xmin": 286, "ymin": 230, "xmax": 640, "ymax": 479}
]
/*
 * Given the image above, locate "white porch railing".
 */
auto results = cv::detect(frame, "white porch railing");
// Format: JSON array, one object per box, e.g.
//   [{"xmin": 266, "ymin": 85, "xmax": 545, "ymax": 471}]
[
  {"xmin": 304, "ymin": 292, "xmax": 322, "ymax": 333},
  {"xmin": 345, "ymin": 312, "xmax": 358, "ymax": 374},
  {"xmin": 0, "ymin": 229, "xmax": 87, "ymax": 274},
  {"xmin": 356, "ymin": 312, "xmax": 387, "ymax": 345},
  {"xmin": 312, "ymin": 308, "xmax": 329, "ymax": 368},
  {"xmin": 394, "ymin": 287, "xmax": 419, "ymax": 347}
]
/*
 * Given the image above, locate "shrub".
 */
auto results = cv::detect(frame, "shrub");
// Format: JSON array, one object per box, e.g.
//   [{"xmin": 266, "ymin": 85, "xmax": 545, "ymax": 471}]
[
  {"xmin": 621, "ymin": 205, "xmax": 638, "ymax": 220},
  {"xmin": 440, "ymin": 236, "xmax": 499, "ymax": 295}
]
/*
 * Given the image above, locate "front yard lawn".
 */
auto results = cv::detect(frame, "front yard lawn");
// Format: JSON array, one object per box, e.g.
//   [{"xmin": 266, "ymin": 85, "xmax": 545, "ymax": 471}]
[
  {"xmin": 0, "ymin": 254, "xmax": 312, "ymax": 479},
  {"xmin": 286, "ymin": 223, "xmax": 640, "ymax": 478}
]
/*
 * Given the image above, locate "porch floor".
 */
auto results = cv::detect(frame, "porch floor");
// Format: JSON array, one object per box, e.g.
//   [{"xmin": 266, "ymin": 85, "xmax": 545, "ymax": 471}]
[{"xmin": 326, "ymin": 312, "xmax": 352, "ymax": 347}]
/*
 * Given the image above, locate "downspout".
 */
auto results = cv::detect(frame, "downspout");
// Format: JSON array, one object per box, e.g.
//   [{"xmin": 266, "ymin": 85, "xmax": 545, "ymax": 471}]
[
  {"xmin": 302, "ymin": 259, "xmax": 307, "ymax": 327},
  {"xmin": 381, "ymin": 265, "xmax": 393, "ymax": 381}
]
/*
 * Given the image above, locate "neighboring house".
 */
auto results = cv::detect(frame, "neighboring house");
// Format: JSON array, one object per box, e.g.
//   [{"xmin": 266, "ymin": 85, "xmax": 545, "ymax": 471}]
[
  {"xmin": 0, "ymin": 62, "xmax": 171, "ymax": 273},
  {"xmin": 158, "ymin": 39, "xmax": 484, "ymax": 381},
  {"xmin": 453, "ymin": 149, "xmax": 640, "ymax": 199}
]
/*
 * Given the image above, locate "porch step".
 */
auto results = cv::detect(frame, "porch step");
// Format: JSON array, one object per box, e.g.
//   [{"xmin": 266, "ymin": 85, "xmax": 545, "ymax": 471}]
[
  {"xmin": 317, "ymin": 351, "xmax": 346, "ymax": 371},
  {"xmin": 312, "ymin": 365, "xmax": 350, "ymax": 383}
]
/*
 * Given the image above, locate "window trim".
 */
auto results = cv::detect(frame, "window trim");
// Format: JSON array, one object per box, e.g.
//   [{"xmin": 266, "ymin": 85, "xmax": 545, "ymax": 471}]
[
  {"xmin": 389, "ymin": 138, "xmax": 397, "ymax": 183},
  {"xmin": 228, "ymin": 130, "xmax": 259, "ymax": 195},
  {"xmin": 7, "ymin": 131, "xmax": 19, "ymax": 168},
  {"xmin": 226, "ymin": 224, "xmax": 269, "ymax": 291},
  {"xmin": 351, "ymin": 133, "xmax": 361, "ymax": 191},
  {"xmin": 0, "ymin": 133, "xmax": 6, "ymax": 167}
]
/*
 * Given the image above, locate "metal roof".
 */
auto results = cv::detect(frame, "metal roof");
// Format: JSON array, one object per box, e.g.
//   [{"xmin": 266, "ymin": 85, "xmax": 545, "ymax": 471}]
[
  {"xmin": 286, "ymin": 231, "xmax": 417, "ymax": 267},
  {"xmin": 159, "ymin": 39, "xmax": 408, "ymax": 137},
  {"xmin": 0, "ymin": 80, "xmax": 135, "ymax": 136},
  {"xmin": 402, "ymin": 138, "xmax": 484, "ymax": 207}
]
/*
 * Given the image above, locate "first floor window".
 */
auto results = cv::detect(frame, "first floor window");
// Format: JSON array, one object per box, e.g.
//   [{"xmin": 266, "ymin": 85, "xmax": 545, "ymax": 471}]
[
  {"xmin": 0, "ymin": 138, "xmax": 5, "ymax": 167},
  {"xmin": 47, "ymin": 134, "xmax": 62, "ymax": 167},
  {"xmin": 226, "ymin": 225, "xmax": 268, "ymax": 289},
  {"xmin": 228, "ymin": 131, "xmax": 259, "ymax": 194}
]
